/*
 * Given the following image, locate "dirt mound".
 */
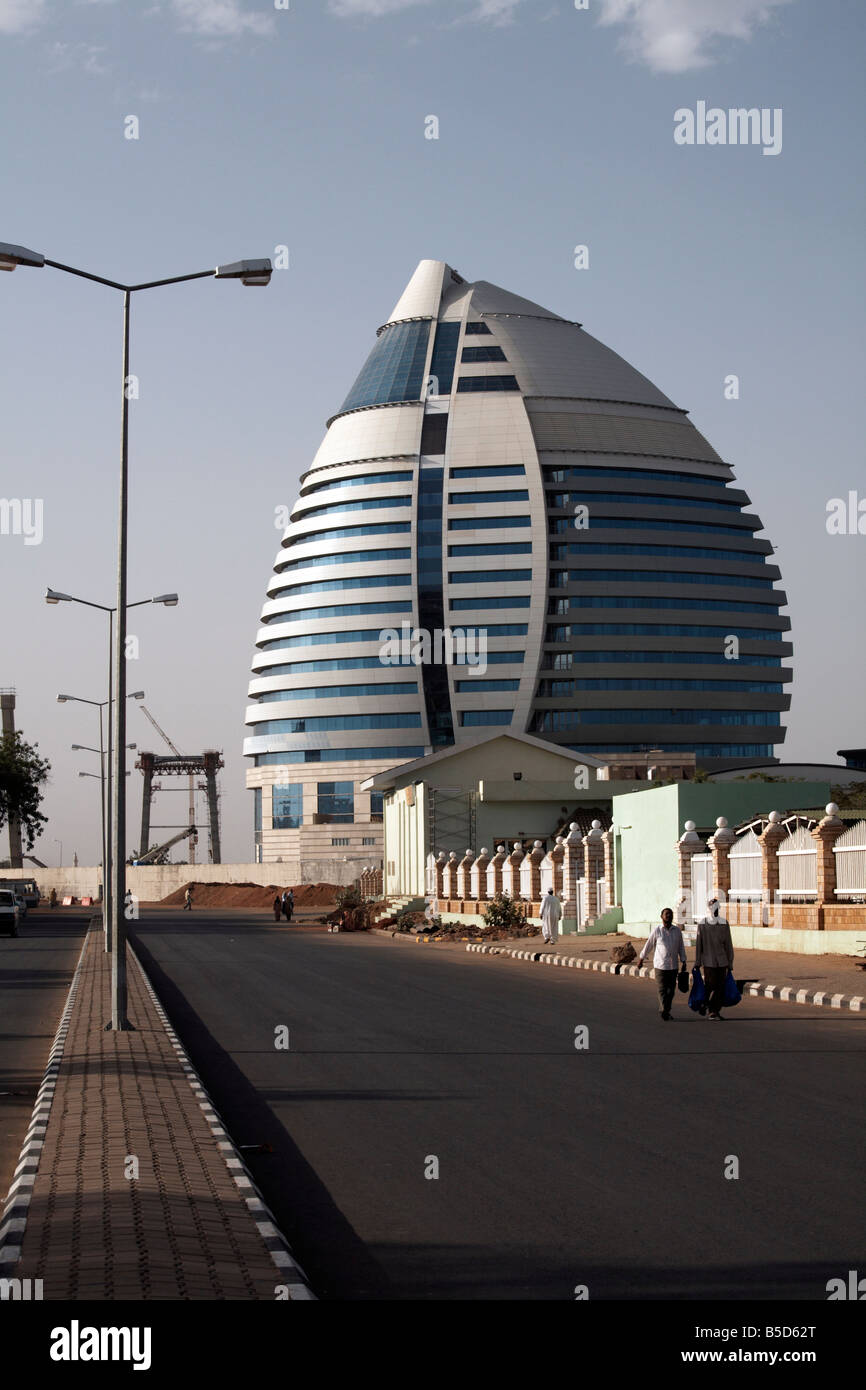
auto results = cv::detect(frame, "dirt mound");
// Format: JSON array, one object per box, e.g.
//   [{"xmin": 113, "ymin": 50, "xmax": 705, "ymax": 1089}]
[{"xmin": 160, "ymin": 881, "xmax": 341, "ymax": 908}]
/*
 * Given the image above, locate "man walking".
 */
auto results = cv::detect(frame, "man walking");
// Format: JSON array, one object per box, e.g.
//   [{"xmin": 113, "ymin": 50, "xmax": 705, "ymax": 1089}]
[
  {"xmin": 183, "ymin": 885, "xmax": 193, "ymax": 912},
  {"xmin": 638, "ymin": 907, "xmax": 687, "ymax": 1020},
  {"xmin": 281, "ymin": 889, "xmax": 290, "ymax": 921},
  {"xmin": 695, "ymin": 897, "xmax": 735, "ymax": 1020},
  {"xmin": 539, "ymin": 887, "xmax": 561, "ymax": 947},
  {"xmin": 286, "ymin": 888, "xmax": 294, "ymax": 922}
]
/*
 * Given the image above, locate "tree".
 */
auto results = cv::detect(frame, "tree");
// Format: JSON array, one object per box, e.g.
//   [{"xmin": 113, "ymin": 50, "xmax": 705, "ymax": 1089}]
[{"xmin": 0, "ymin": 732, "xmax": 51, "ymax": 851}]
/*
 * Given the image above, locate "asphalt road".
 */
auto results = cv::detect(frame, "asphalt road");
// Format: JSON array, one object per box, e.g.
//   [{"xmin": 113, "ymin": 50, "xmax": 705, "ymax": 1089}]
[
  {"xmin": 131, "ymin": 911, "xmax": 866, "ymax": 1302},
  {"xmin": 0, "ymin": 910, "xmax": 88, "ymax": 1198}
]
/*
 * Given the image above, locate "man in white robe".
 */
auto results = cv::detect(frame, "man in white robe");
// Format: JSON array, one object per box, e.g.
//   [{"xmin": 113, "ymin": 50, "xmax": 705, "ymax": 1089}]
[{"xmin": 540, "ymin": 888, "xmax": 562, "ymax": 946}]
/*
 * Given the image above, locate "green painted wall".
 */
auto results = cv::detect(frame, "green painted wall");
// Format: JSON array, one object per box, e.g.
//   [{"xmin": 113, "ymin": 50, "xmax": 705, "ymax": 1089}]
[{"xmin": 612, "ymin": 781, "xmax": 832, "ymax": 929}]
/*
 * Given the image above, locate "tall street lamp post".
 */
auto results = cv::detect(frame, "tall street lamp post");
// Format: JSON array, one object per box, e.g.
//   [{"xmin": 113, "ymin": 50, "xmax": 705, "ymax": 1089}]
[
  {"xmin": 58, "ymin": 688, "xmax": 146, "ymax": 946},
  {"xmin": 3, "ymin": 241, "xmax": 272, "ymax": 1028},
  {"xmin": 51, "ymin": 589, "xmax": 175, "ymax": 949}
]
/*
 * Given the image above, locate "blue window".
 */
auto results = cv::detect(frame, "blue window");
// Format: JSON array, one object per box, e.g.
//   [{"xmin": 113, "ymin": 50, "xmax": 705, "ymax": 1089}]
[
  {"xmin": 272, "ymin": 784, "xmax": 303, "ymax": 830},
  {"xmin": 545, "ymin": 465, "xmax": 728, "ymax": 487},
  {"xmin": 461, "ymin": 345, "xmax": 507, "ymax": 363},
  {"xmin": 304, "ymin": 471, "xmax": 414, "ymax": 496},
  {"xmin": 538, "ymin": 678, "xmax": 783, "ymax": 694},
  {"xmin": 253, "ymin": 787, "xmax": 262, "ymax": 834},
  {"xmin": 450, "ymin": 465, "xmax": 526, "ymax": 479},
  {"xmin": 549, "ymin": 491, "xmax": 741, "ymax": 512},
  {"xmin": 370, "ymin": 791, "xmax": 384, "ymax": 821},
  {"xmin": 263, "ymin": 601, "xmax": 413, "ymax": 625},
  {"xmin": 449, "ymin": 569, "xmax": 532, "ymax": 584},
  {"xmin": 428, "ymin": 322, "xmax": 461, "ymax": 396},
  {"xmin": 546, "ymin": 624, "xmax": 785, "ymax": 640},
  {"xmin": 300, "ymin": 496, "xmax": 412, "ymax": 520},
  {"xmin": 272, "ymin": 575, "xmax": 412, "ymax": 599},
  {"xmin": 555, "ymin": 596, "xmax": 779, "ymax": 614},
  {"xmin": 555, "ymin": 569, "xmax": 773, "ymax": 590},
  {"xmin": 449, "ymin": 490, "xmax": 529, "ymax": 505},
  {"xmin": 551, "ymin": 542, "xmax": 765, "ymax": 563},
  {"xmin": 531, "ymin": 709, "xmax": 781, "ymax": 730},
  {"xmin": 317, "ymin": 781, "xmax": 354, "ymax": 823},
  {"xmin": 256, "ymin": 683, "xmax": 418, "ymax": 702},
  {"xmin": 338, "ymin": 320, "xmax": 430, "ymax": 415},
  {"xmin": 260, "ymin": 629, "xmax": 386, "ymax": 650},
  {"xmin": 284, "ymin": 522, "xmax": 411, "ymax": 548},
  {"xmin": 451, "ymin": 596, "xmax": 531, "ymax": 610},
  {"xmin": 455, "ymin": 649, "xmax": 524, "ymax": 665},
  {"xmin": 456, "ymin": 679, "xmax": 520, "ymax": 692},
  {"xmin": 476, "ymin": 623, "xmax": 528, "ymax": 636},
  {"xmin": 565, "ymin": 743, "xmax": 775, "ymax": 757},
  {"xmin": 456, "ymin": 375, "xmax": 520, "ymax": 392},
  {"xmin": 256, "ymin": 657, "xmax": 390, "ymax": 676},
  {"xmin": 254, "ymin": 747, "xmax": 425, "ymax": 765},
  {"xmin": 253, "ymin": 714, "xmax": 423, "ymax": 733},
  {"xmin": 464, "ymin": 322, "xmax": 492, "ymax": 335},
  {"xmin": 449, "ymin": 542, "xmax": 533, "ymax": 556},
  {"xmin": 416, "ymin": 464, "xmax": 455, "ymax": 748},
  {"xmin": 542, "ymin": 651, "xmax": 782, "ymax": 668},
  {"xmin": 278, "ymin": 548, "xmax": 411, "ymax": 574},
  {"xmin": 449, "ymin": 516, "xmax": 531, "ymax": 530},
  {"xmin": 460, "ymin": 710, "xmax": 514, "ymax": 725},
  {"xmin": 551, "ymin": 518, "xmax": 755, "ymax": 536}
]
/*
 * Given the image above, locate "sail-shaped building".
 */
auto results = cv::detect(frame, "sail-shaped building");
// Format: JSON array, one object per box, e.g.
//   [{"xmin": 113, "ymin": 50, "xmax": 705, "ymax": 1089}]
[{"xmin": 244, "ymin": 260, "xmax": 791, "ymax": 863}]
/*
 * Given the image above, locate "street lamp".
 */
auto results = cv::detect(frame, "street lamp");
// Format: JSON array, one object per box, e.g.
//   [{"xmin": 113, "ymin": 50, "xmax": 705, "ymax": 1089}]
[
  {"xmin": 58, "ymin": 687, "xmax": 146, "ymax": 947},
  {"xmin": 6, "ymin": 240, "xmax": 271, "ymax": 1029}
]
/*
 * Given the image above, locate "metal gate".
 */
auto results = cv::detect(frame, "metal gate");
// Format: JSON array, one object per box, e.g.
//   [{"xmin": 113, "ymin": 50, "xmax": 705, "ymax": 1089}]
[{"xmin": 427, "ymin": 786, "xmax": 476, "ymax": 856}]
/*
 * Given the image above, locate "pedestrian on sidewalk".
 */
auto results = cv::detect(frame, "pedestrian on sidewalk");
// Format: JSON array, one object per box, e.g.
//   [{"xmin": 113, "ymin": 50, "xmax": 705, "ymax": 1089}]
[
  {"xmin": 540, "ymin": 888, "xmax": 561, "ymax": 946},
  {"xmin": 286, "ymin": 888, "xmax": 294, "ymax": 922},
  {"xmin": 183, "ymin": 885, "xmax": 193, "ymax": 912},
  {"xmin": 272, "ymin": 893, "xmax": 282, "ymax": 922},
  {"xmin": 695, "ymin": 898, "xmax": 734, "ymax": 1020},
  {"xmin": 49, "ymin": 887, "xmax": 57, "ymax": 910},
  {"xmin": 638, "ymin": 907, "xmax": 687, "ymax": 1020},
  {"xmin": 281, "ymin": 889, "xmax": 290, "ymax": 921}
]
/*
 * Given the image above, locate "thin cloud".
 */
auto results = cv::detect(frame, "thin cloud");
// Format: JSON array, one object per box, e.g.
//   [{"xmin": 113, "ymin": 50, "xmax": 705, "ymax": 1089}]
[
  {"xmin": 0, "ymin": 0, "xmax": 48, "ymax": 33},
  {"xmin": 170, "ymin": 0, "xmax": 275, "ymax": 38},
  {"xmin": 597, "ymin": 0, "xmax": 794, "ymax": 73},
  {"xmin": 46, "ymin": 40, "xmax": 109, "ymax": 73},
  {"xmin": 329, "ymin": 0, "xmax": 523, "ymax": 21}
]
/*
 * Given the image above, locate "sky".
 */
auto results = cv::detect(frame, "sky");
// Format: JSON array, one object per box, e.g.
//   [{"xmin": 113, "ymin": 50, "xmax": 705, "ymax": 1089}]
[{"xmin": 0, "ymin": 0, "xmax": 864, "ymax": 866}]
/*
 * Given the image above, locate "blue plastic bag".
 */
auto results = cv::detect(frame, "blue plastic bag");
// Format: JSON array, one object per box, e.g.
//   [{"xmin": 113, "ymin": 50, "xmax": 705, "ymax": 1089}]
[
  {"xmin": 688, "ymin": 966, "xmax": 706, "ymax": 1011},
  {"xmin": 723, "ymin": 969, "xmax": 742, "ymax": 1007}
]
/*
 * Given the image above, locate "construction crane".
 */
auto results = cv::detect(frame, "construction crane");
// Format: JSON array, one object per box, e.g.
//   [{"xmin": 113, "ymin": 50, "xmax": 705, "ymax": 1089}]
[
  {"xmin": 140, "ymin": 706, "xmax": 197, "ymax": 865},
  {"xmin": 133, "ymin": 825, "xmax": 197, "ymax": 866}
]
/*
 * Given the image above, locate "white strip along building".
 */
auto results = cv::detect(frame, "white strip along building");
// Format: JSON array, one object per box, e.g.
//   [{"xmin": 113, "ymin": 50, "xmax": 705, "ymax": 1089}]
[{"xmin": 244, "ymin": 260, "xmax": 791, "ymax": 866}]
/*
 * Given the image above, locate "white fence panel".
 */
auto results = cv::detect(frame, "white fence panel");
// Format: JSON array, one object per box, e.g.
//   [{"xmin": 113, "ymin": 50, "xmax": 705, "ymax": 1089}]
[
  {"xmin": 729, "ymin": 827, "xmax": 762, "ymax": 897},
  {"xmin": 778, "ymin": 824, "xmax": 817, "ymax": 898},
  {"xmin": 690, "ymin": 853, "xmax": 712, "ymax": 917},
  {"xmin": 834, "ymin": 819, "xmax": 866, "ymax": 898}
]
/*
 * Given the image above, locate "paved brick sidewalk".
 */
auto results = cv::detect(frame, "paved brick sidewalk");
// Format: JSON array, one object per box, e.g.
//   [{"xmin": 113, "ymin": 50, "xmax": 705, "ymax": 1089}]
[{"xmin": 1, "ymin": 928, "xmax": 310, "ymax": 1300}]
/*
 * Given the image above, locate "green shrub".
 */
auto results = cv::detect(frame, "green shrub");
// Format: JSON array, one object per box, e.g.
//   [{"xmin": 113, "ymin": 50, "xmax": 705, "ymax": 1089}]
[{"xmin": 481, "ymin": 893, "xmax": 528, "ymax": 932}]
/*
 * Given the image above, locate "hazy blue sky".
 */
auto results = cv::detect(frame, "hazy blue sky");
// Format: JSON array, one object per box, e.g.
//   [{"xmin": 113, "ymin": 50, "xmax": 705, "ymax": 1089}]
[{"xmin": 1, "ymin": 0, "xmax": 863, "ymax": 865}]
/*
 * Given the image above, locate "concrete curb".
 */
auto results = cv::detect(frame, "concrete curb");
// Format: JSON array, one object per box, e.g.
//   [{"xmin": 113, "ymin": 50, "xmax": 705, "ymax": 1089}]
[
  {"xmin": 464, "ymin": 944, "xmax": 866, "ymax": 1014},
  {"xmin": 129, "ymin": 942, "xmax": 317, "ymax": 1300},
  {"xmin": 0, "ymin": 928, "xmax": 90, "ymax": 1276}
]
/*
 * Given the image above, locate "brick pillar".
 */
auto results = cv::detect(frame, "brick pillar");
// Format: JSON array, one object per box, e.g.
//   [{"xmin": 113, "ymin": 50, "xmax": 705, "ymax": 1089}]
[
  {"xmin": 601, "ymin": 829, "xmax": 616, "ymax": 905},
  {"xmin": 582, "ymin": 820, "xmax": 605, "ymax": 924},
  {"xmin": 442, "ymin": 851, "xmax": 459, "ymax": 900},
  {"xmin": 812, "ymin": 802, "xmax": 845, "ymax": 909},
  {"xmin": 470, "ymin": 848, "xmax": 490, "ymax": 902},
  {"xmin": 486, "ymin": 845, "xmax": 507, "ymax": 898},
  {"xmin": 432, "ymin": 851, "xmax": 447, "ymax": 899},
  {"xmin": 456, "ymin": 848, "xmax": 475, "ymax": 901},
  {"xmin": 758, "ymin": 811, "xmax": 787, "ymax": 915},
  {"xmin": 708, "ymin": 816, "xmax": 736, "ymax": 907},
  {"xmin": 551, "ymin": 836, "xmax": 565, "ymax": 895},
  {"xmin": 676, "ymin": 820, "xmax": 705, "ymax": 923},
  {"xmin": 524, "ymin": 840, "xmax": 546, "ymax": 902},
  {"xmin": 561, "ymin": 822, "xmax": 583, "ymax": 920}
]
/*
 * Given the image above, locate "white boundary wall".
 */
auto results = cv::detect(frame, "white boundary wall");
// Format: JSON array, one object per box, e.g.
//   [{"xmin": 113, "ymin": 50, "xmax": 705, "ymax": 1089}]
[{"xmin": 1, "ymin": 859, "xmax": 364, "ymax": 902}]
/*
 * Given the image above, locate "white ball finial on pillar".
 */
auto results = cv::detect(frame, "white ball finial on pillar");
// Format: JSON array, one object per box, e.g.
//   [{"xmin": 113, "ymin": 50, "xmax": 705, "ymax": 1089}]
[
  {"xmin": 716, "ymin": 816, "xmax": 728, "ymax": 829},
  {"xmin": 826, "ymin": 802, "xmax": 839, "ymax": 817},
  {"xmin": 768, "ymin": 810, "xmax": 782, "ymax": 823}
]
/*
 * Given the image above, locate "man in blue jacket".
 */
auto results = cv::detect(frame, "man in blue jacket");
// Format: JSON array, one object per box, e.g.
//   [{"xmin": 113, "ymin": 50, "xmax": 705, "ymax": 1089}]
[{"xmin": 638, "ymin": 907, "xmax": 687, "ymax": 1020}]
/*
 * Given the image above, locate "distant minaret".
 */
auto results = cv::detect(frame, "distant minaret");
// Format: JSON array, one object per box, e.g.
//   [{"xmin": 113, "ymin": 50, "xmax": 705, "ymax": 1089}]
[{"xmin": 0, "ymin": 689, "xmax": 24, "ymax": 869}]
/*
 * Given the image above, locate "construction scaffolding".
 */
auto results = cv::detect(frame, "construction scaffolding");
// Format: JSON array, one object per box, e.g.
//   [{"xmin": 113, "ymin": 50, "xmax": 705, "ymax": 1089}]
[{"xmin": 136, "ymin": 750, "xmax": 223, "ymax": 864}]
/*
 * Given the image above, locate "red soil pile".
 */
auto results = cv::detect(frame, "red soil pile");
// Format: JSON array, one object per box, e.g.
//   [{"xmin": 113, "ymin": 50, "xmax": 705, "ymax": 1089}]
[{"xmin": 160, "ymin": 881, "xmax": 340, "ymax": 908}]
